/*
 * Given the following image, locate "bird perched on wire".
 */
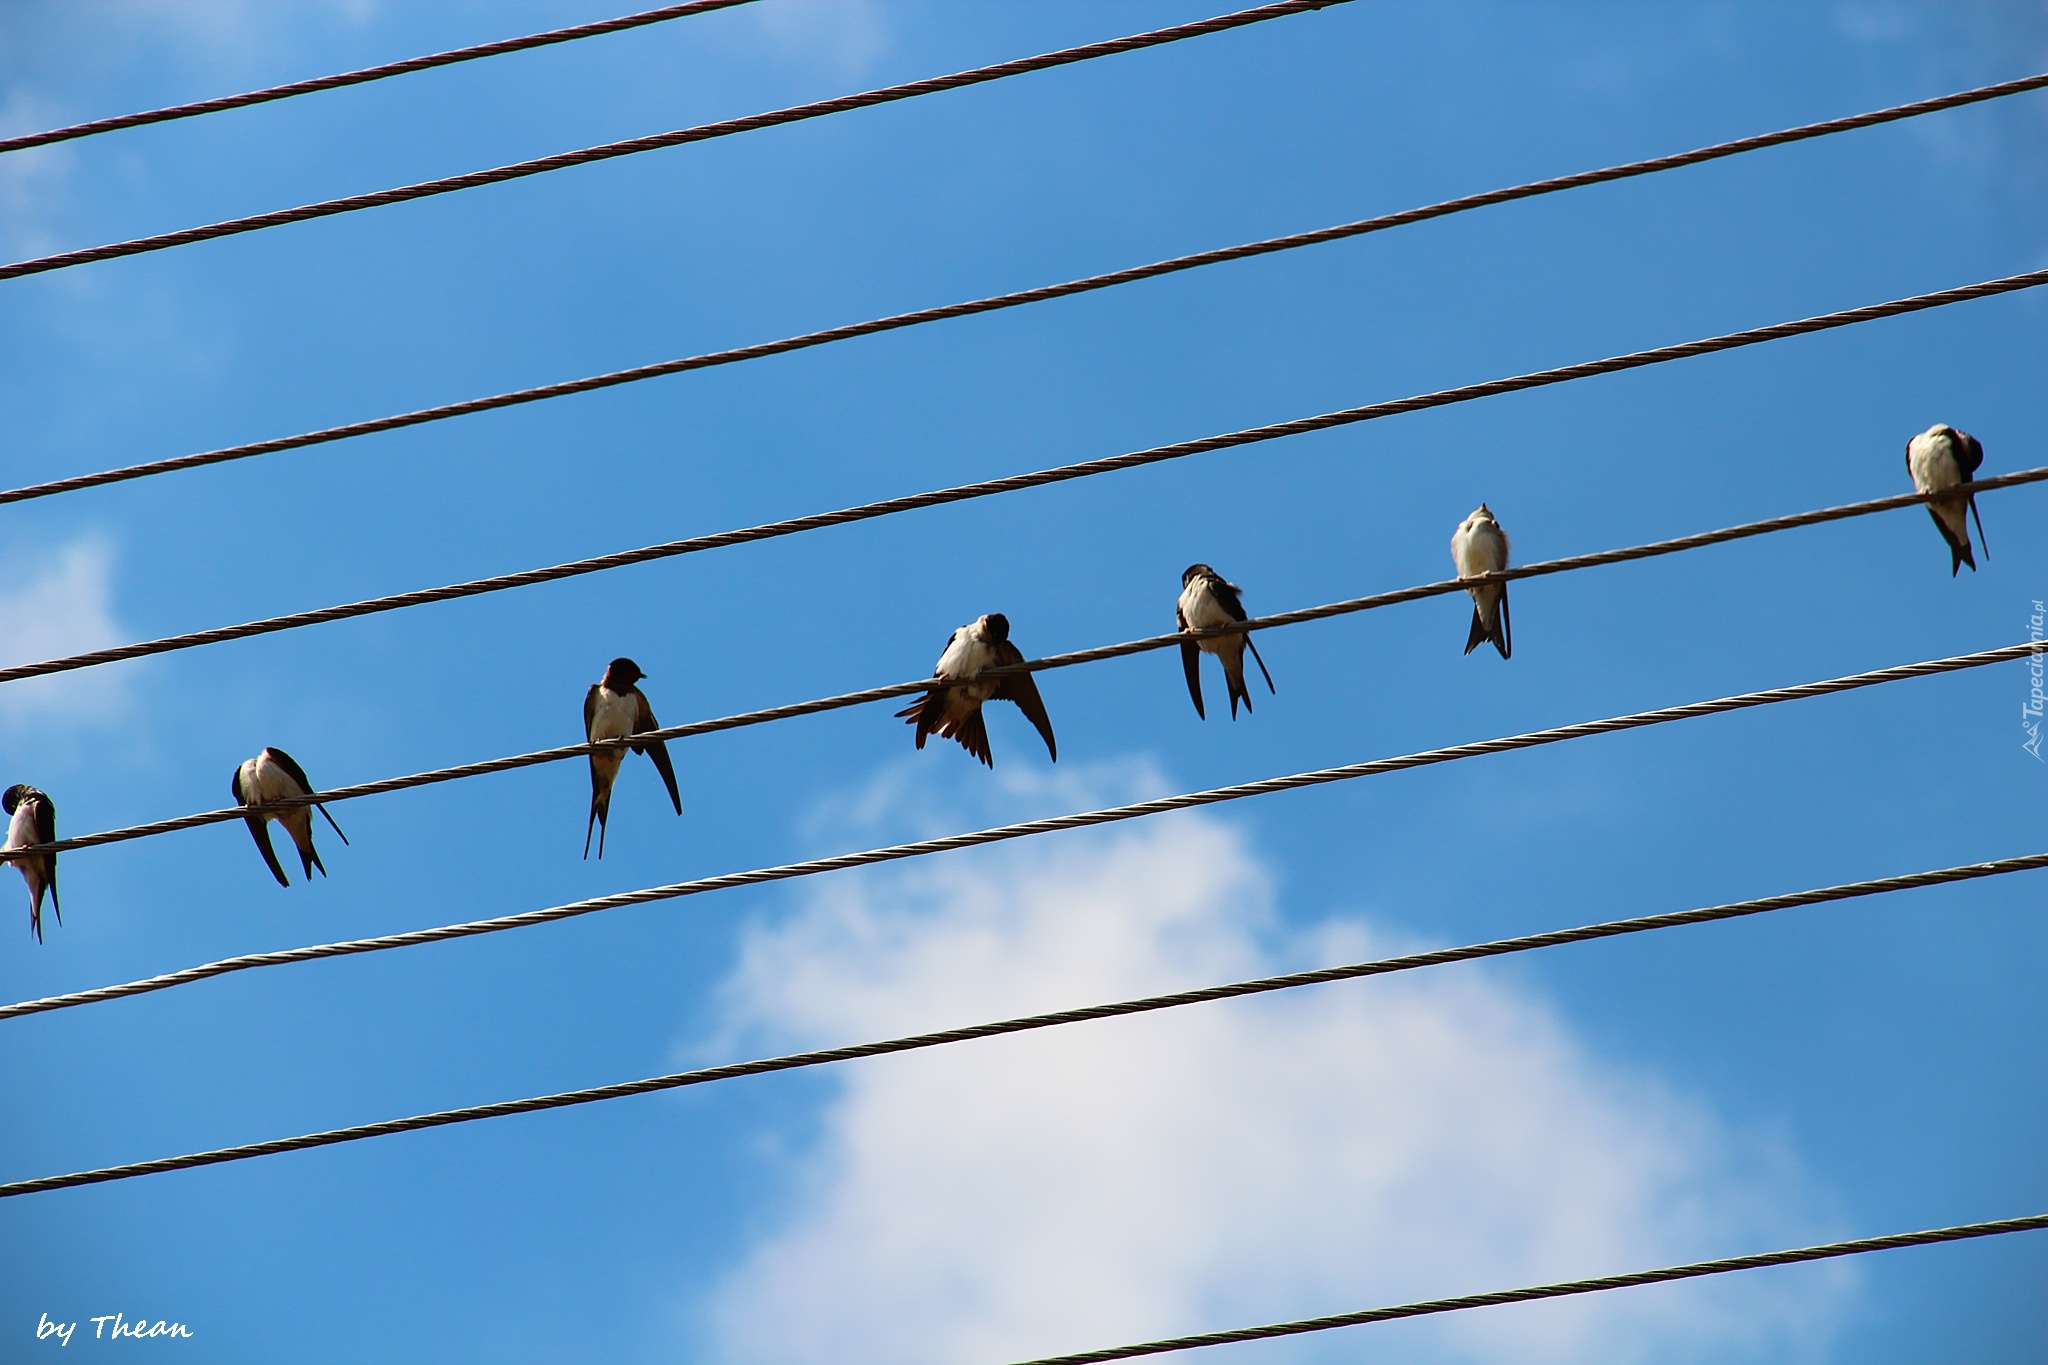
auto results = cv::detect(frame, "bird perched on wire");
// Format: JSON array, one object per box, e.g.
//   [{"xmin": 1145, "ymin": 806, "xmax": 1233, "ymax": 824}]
[
  {"xmin": 232, "ymin": 747, "xmax": 348, "ymax": 887},
  {"xmin": 2, "ymin": 784, "xmax": 60, "ymax": 942},
  {"xmin": 897, "ymin": 613, "xmax": 1056, "ymax": 768},
  {"xmin": 1906, "ymin": 423, "xmax": 1988, "ymax": 575},
  {"xmin": 1451, "ymin": 504, "xmax": 1513, "ymax": 660},
  {"xmin": 583, "ymin": 657, "xmax": 681, "ymax": 859},
  {"xmin": 1176, "ymin": 563, "xmax": 1274, "ymax": 719}
]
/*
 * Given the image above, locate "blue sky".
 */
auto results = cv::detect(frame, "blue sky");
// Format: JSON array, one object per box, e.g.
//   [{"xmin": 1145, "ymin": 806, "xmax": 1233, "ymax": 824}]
[{"xmin": 1, "ymin": 2, "xmax": 2045, "ymax": 1361}]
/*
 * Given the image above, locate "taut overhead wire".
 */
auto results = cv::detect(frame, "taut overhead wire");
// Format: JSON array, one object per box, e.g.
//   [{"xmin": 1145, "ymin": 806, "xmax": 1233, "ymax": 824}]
[
  {"xmin": 1, "ymin": 266, "xmax": 2043, "ymax": 690},
  {"xmin": 3, "ymin": 639, "xmax": 2036, "ymax": 1023},
  {"xmin": 0, "ymin": 0, "xmax": 1349, "ymax": 283},
  {"xmin": 5, "ymin": 69, "xmax": 2042, "ymax": 508},
  {"xmin": 9, "ymin": 469, "xmax": 2046, "ymax": 866},
  {"xmin": 0, "ymin": 1, "xmax": 764, "ymax": 156},
  {"xmin": 4, "ymin": 838, "xmax": 2044, "ymax": 1192}
]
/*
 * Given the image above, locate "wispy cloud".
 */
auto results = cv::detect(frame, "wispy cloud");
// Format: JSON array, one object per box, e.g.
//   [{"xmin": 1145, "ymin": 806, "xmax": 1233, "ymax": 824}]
[
  {"xmin": 693, "ymin": 761, "xmax": 1849, "ymax": 1365},
  {"xmin": 0, "ymin": 534, "xmax": 134, "ymax": 732}
]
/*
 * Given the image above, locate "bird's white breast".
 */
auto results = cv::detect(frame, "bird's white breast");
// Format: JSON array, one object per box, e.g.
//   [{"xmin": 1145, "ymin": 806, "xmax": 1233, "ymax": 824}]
[
  {"xmin": 588, "ymin": 686, "xmax": 639, "ymax": 742},
  {"xmin": 1179, "ymin": 581, "xmax": 1235, "ymax": 654},
  {"xmin": 2, "ymin": 803, "xmax": 34, "ymax": 854},
  {"xmin": 936, "ymin": 628, "xmax": 1001, "ymax": 695},
  {"xmin": 241, "ymin": 754, "xmax": 306, "ymax": 804},
  {"xmin": 1453, "ymin": 519, "xmax": 1508, "ymax": 576},
  {"xmin": 1907, "ymin": 429, "xmax": 1962, "ymax": 494}
]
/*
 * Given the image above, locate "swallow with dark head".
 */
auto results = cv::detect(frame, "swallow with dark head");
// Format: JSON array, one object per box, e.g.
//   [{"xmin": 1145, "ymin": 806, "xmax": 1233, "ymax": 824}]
[
  {"xmin": 2, "ymin": 784, "xmax": 60, "ymax": 942},
  {"xmin": 896, "ymin": 613, "xmax": 1056, "ymax": 768},
  {"xmin": 1906, "ymin": 423, "xmax": 1988, "ymax": 576},
  {"xmin": 1176, "ymin": 564, "xmax": 1274, "ymax": 720},
  {"xmin": 231, "ymin": 747, "xmax": 348, "ymax": 887},
  {"xmin": 583, "ymin": 657, "xmax": 682, "ymax": 859}
]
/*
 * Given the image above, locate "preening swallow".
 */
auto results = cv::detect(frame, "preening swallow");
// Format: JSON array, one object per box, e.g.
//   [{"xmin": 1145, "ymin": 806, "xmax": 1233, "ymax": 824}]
[
  {"xmin": 1906, "ymin": 424, "xmax": 1988, "ymax": 575},
  {"xmin": 1451, "ymin": 504, "xmax": 1513, "ymax": 660},
  {"xmin": 583, "ymin": 657, "xmax": 682, "ymax": 859},
  {"xmin": 895, "ymin": 613, "xmax": 1056, "ymax": 768},
  {"xmin": 2, "ymin": 784, "xmax": 60, "ymax": 943},
  {"xmin": 1176, "ymin": 564, "xmax": 1274, "ymax": 720},
  {"xmin": 231, "ymin": 748, "xmax": 348, "ymax": 887}
]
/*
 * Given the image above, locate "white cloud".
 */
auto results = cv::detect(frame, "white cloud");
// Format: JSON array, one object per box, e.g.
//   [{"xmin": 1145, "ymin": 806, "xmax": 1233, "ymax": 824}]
[
  {"xmin": 0, "ymin": 534, "xmax": 134, "ymax": 731},
  {"xmin": 692, "ymin": 762, "xmax": 1850, "ymax": 1365}
]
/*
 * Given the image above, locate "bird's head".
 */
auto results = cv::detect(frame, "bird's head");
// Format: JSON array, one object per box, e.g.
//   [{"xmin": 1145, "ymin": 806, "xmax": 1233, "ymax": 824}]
[
  {"xmin": 978, "ymin": 613, "xmax": 1011, "ymax": 644},
  {"xmin": 1, "ymin": 784, "xmax": 24, "ymax": 815},
  {"xmin": 603, "ymin": 657, "xmax": 647, "ymax": 691},
  {"xmin": 1181, "ymin": 563, "xmax": 1216, "ymax": 588}
]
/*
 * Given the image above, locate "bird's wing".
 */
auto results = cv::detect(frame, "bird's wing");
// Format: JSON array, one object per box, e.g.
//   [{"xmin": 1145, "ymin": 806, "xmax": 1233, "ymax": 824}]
[
  {"xmin": 633, "ymin": 691, "xmax": 683, "ymax": 815},
  {"xmin": 1177, "ymin": 603, "xmax": 1205, "ymax": 719},
  {"xmin": 584, "ymin": 684, "xmax": 601, "ymax": 739},
  {"xmin": 268, "ymin": 747, "xmax": 318, "ymax": 797},
  {"xmin": 32, "ymin": 796, "xmax": 55, "ymax": 846},
  {"xmin": 244, "ymin": 816, "xmax": 290, "ymax": 888},
  {"xmin": 991, "ymin": 640, "xmax": 1057, "ymax": 761},
  {"xmin": 1215, "ymin": 581, "xmax": 1250, "ymax": 622}
]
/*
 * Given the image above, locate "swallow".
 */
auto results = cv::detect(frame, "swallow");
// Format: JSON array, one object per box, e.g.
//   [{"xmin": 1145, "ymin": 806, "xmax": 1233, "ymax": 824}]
[
  {"xmin": 231, "ymin": 747, "xmax": 348, "ymax": 887},
  {"xmin": 895, "ymin": 613, "xmax": 1056, "ymax": 768},
  {"xmin": 1451, "ymin": 504, "xmax": 1512, "ymax": 660},
  {"xmin": 1176, "ymin": 564, "xmax": 1275, "ymax": 719},
  {"xmin": 1906, "ymin": 423, "xmax": 1988, "ymax": 575},
  {"xmin": 584, "ymin": 657, "xmax": 682, "ymax": 859},
  {"xmin": 2, "ymin": 785, "xmax": 60, "ymax": 943}
]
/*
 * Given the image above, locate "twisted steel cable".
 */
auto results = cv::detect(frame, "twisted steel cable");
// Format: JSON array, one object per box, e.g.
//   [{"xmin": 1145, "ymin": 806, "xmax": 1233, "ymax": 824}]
[
  {"xmin": 1002, "ymin": 1213, "xmax": 2048, "ymax": 1364},
  {"xmin": 4, "ymin": 639, "xmax": 2035, "ymax": 1024},
  {"xmin": 0, "ymin": 0, "xmax": 1348, "ymax": 284},
  {"xmin": 0, "ymin": 1, "xmax": 763, "ymax": 157},
  {"xmin": 2, "ymin": 267, "xmax": 2043, "ymax": 691},
  {"xmin": 7, "ymin": 69, "xmax": 2044, "ymax": 508},
  {"xmin": 4, "ymin": 836, "xmax": 2045, "ymax": 1193},
  {"xmin": 9, "ymin": 469, "xmax": 2046, "ymax": 865}
]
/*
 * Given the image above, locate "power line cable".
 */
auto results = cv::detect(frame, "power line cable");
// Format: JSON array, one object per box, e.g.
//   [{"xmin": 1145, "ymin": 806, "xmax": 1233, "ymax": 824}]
[
  {"xmin": 0, "ymin": 1, "xmax": 764, "ymax": 157},
  {"xmin": 4, "ymin": 834, "xmax": 2044, "ymax": 1192},
  {"xmin": 1001, "ymin": 1213, "xmax": 2048, "ymax": 1365},
  {"xmin": 5, "ymin": 639, "xmax": 2035, "ymax": 1024},
  {"xmin": 7, "ymin": 69, "xmax": 2043, "ymax": 509},
  {"xmin": 9, "ymin": 470, "xmax": 2046, "ymax": 866},
  {"xmin": 0, "ymin": 0, "xmax": 1348, "ymax": 284},
  {"xmin": 2, "ymin": 267, "xmax": 2042, "ymax": 691}
]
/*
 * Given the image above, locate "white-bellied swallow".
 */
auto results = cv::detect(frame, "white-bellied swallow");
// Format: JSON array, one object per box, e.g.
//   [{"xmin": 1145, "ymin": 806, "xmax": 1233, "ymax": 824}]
[
  {"xmin": 895, "ymin": 613, "xmax": 1056, "ymax": 768},
  {"xmin": 1451, "ymin": 504, "xmax": 1513, "ymax": 660},
  {"xmin": 231, "ymin": 747, "xmax": 348, "ymax": 887},
  {"xmin": 584, "ymin": 657, "xmax": 682, "ymax": 859},
  {"xmin": 2, "ymin": 784, "xmax": 60, "ymax": 943},
  {"xmin": 1176, "ymin": 564, "xmax": 1275, "ymax": 720},
  {"xmin": 1906, "ymin": 423, "xmax": 1988, "ymax": 575}
]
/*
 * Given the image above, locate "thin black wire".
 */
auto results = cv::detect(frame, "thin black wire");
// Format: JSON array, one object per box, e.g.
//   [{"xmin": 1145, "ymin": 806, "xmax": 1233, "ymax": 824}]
[
  {"xmin": 6, "ymin": 69, "xmax": 2042, "ymax": 509},
  {"xmin": 4, "ymin": 639, "xmax": 2034, "ymax": 1024},
  {"xmin": 4, "ymin": 835, "xmax": 2043, "ymax": 1194},
  {"xmin": 9, "ymin": 469, "xmax": 2046, "ymax": 865},
  {"xmin": 2, "ymin": 267, "xmax": 2042, "ymax": 691},
  {"xmin": 0, "ymin": 1, "xmax": 764, "ymax": 157},
  {"xmin": 0, "ymin": 0, "xmax": 1348, "ymax": 284},
  {"xmin": 1002, "ymin": 1213, "xmax": 2048, "ymax": 1365}
]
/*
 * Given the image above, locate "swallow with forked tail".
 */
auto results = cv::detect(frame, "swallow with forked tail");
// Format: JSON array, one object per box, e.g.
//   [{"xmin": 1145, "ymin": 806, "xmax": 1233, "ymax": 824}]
[
  {"xmin": 2, "ymin": 784, "xmax": 60, "ymax": 942},
  {"xmin": 1452, "ymin": 504, "xmax": 1512, "ymax": 660},
  {"xmin": 896, "ymin": 613, "xmax": 1056, "ymax": 768},
  {"xmin": 1176, "ymin": 564, "xmax": 1274, "ymax": 719},
  {"xmin": 232, "ymin": 747, "xmax": 348, "ymax": 887},
  {"xmin": 584, "ymin": 657, "xmax": 682, "ymax": 859},
  {"xmin": 1906, "ymin": 423, "xmax": 1988, "ymax": 575}
]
